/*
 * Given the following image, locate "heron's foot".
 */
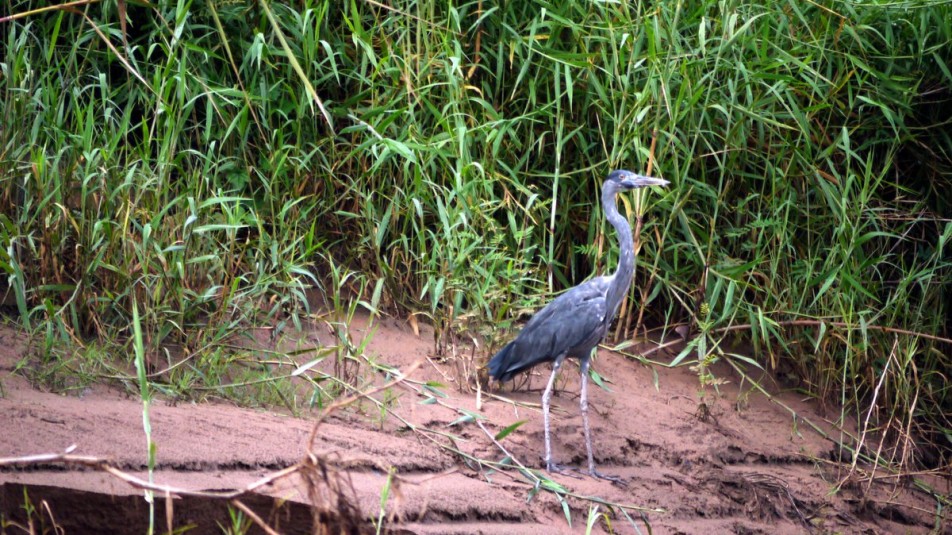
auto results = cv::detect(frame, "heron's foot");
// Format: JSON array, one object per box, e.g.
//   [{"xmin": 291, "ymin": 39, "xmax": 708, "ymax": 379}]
[
  {"xmin": 545, "ymin": 460, "xmax": 581, "ymax": 478},
  {"xmin": 589, "ymin": 467, "xmax": 627, "ymax": 486}
]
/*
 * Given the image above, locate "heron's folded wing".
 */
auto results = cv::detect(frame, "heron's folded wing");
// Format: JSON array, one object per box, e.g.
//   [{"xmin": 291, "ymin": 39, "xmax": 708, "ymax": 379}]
[{"xmin": 494, "ymin": 280, "xmax": 609, "ymax": 379}]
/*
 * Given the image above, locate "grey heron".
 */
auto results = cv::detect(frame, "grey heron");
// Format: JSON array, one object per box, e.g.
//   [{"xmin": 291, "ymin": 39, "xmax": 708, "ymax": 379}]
[{"xmin": 488, "ymin": 169, "xmax": 668, "ymax": 479}]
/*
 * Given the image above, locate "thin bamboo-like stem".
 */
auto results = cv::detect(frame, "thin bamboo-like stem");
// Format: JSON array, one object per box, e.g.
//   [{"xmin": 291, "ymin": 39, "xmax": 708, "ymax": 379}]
[{"xmin": 616, "ymin": 131, "xmax": 659, "ymax": 342}]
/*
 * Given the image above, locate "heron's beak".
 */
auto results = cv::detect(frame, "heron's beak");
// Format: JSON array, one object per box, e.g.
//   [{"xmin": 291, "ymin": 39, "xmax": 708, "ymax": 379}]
[{"xmin": 621, "ymin": 174, "xmax": 669, "ymax": 189}]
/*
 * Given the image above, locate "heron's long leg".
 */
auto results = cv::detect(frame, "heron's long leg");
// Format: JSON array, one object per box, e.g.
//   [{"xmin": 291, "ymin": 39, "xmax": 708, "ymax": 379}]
[
  {"xmin": 579, "ymin": 357, "xmax": 596, "ymax": 474},
  {"xmin": 542, "ymin": 354, "xmax": 566, "ymax": 472},
  {"xmin": 580, "ymin": 355, "xmax": 626, "ymax": 485}
]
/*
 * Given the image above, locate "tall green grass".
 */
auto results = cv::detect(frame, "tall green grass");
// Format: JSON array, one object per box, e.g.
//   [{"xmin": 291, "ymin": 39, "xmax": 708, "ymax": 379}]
[{"xmin": 1, "ymin": 0, "xmax": 950, "ymax": 468}]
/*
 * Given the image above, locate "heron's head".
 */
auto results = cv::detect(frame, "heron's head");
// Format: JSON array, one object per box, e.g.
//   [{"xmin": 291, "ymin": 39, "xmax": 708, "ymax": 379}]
[{"xmin": 606, "ymin": 169, "xmax": 669, "ymax": 191}]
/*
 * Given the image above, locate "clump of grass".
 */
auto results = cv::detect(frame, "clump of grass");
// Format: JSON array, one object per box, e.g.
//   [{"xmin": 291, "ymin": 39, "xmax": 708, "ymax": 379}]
[
  {"xmin": 0, "ymin": 487, "xmax": 64, "ymax": 534},
  {"xmin": 1, "ymin": 0, "xmax": 950, "ymax": 470}
]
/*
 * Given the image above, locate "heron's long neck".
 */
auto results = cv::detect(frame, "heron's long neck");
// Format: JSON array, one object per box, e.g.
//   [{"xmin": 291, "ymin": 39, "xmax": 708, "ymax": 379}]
[{"xmin": 603, "ymin": 188, "xmax": 635, "ymax": 315}]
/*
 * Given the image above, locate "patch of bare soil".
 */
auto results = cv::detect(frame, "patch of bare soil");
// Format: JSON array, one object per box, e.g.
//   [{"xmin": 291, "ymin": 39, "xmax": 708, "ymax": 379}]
[{"xmin": 0, "ymin": 318, "xmax": 947, "ymax": 534}]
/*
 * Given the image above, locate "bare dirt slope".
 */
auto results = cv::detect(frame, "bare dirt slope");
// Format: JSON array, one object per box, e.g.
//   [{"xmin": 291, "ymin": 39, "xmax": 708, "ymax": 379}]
[{"xmin": 0, "ymin": 318, "xmax": 947, "ymax": 534}]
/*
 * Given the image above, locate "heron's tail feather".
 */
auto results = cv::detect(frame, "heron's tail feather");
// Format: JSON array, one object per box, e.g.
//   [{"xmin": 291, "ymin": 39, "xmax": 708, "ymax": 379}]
[{"xmin": 487, "ymin": 343, "xmax": 516, "ymax": 382}]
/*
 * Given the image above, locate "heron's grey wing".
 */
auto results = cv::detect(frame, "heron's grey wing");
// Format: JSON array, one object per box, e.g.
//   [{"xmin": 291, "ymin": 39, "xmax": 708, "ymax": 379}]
[{"xmin": 489, "ymin": 278, "xmax": 610, "ymax": 381}]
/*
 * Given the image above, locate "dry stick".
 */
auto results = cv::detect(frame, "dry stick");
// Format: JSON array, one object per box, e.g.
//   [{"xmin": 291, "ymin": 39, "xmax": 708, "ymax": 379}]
[
  {"xmin": 0, "ymin": 0, "xmax": 99, "ymax": 22},
  {"xmin": 466, "ymin": 0, "xmax": 484, "ymax": 80},
  {"xmin": 259, "ymin": 0, "xmax": 334, "ymax": 134},
  {"xmin": 633, "ymin": 224, "xmax": 667, "ymax": 338},
  {"xmin": 899, "ymin": 363, "xmax": 921, "ymax": 484},
  {"xmin": 67, "ymin": 8, "xmax": 161, "ymax": 103},
  {"xmin": 475, "ymin": 420, "xmax": 539, "ymax": 480},
  {"xmin": 635, "ymin": 193, "xmax": 695, "ymax": 339},
  {"xmin": 625, "ymin": 337, "xmax": 683, "ymax": 359},
  {"xmin": 475, "ymin": 362, "xmax": 483, "ymax": 411},
  {"xmin": 425, "ymin": 354, "xmax": 453, "ymax": 384},
  {"xmin": 627, "ymin": 131, "xmax": 661, "ymax": 340},
  {"xmin": 864, "ymin": 348, "xmax": 921, "ymax": 494},
  {"xmin": 41, "ymin": 499, "xmax": 65, "ymax": 534},
  {"xmin": 307, "ymin": 360, "xmax": 423, "ymax": 448},
  {"xmin": 856, "ymin": 336, "xmax": 900, "ymax": 493},
  {"xmin": 0, "ymin": 451, "xmax": 296, "ymax": 500},
  {"xmin": 206, "ymin": 0, "xmax": 266, "ymax": 141},
  {"xmin": 853, "ymin": 337, "xmax": 898, "ymax": 494},
  {"xmin": 231, "ymin": 499, "xmax": 282, "ymax": 535},
  {"xmin": 165, "ymin": 489, "xmax": 174, "ymax": 535},
  {"xmin": 483, "ymin": 391, "xmax": 541, "ymax": 410}
]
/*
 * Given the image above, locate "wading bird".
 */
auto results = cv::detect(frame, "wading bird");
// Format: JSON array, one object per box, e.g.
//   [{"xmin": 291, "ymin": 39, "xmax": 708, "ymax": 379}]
[{"xmin": 488, "ymin": 170, "xmax": 668, "ymax": 480}]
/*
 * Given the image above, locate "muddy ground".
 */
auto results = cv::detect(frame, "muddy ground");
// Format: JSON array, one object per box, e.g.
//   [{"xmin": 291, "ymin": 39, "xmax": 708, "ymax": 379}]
[{"xmin": 0, "ymin": 315, "xmax": 948, "ymax": 534}]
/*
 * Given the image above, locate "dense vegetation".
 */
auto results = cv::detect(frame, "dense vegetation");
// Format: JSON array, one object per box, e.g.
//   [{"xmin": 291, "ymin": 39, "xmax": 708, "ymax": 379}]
[{"xmin": 2, "ymin": 0, "xmax": 950, "ymax": 470}]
